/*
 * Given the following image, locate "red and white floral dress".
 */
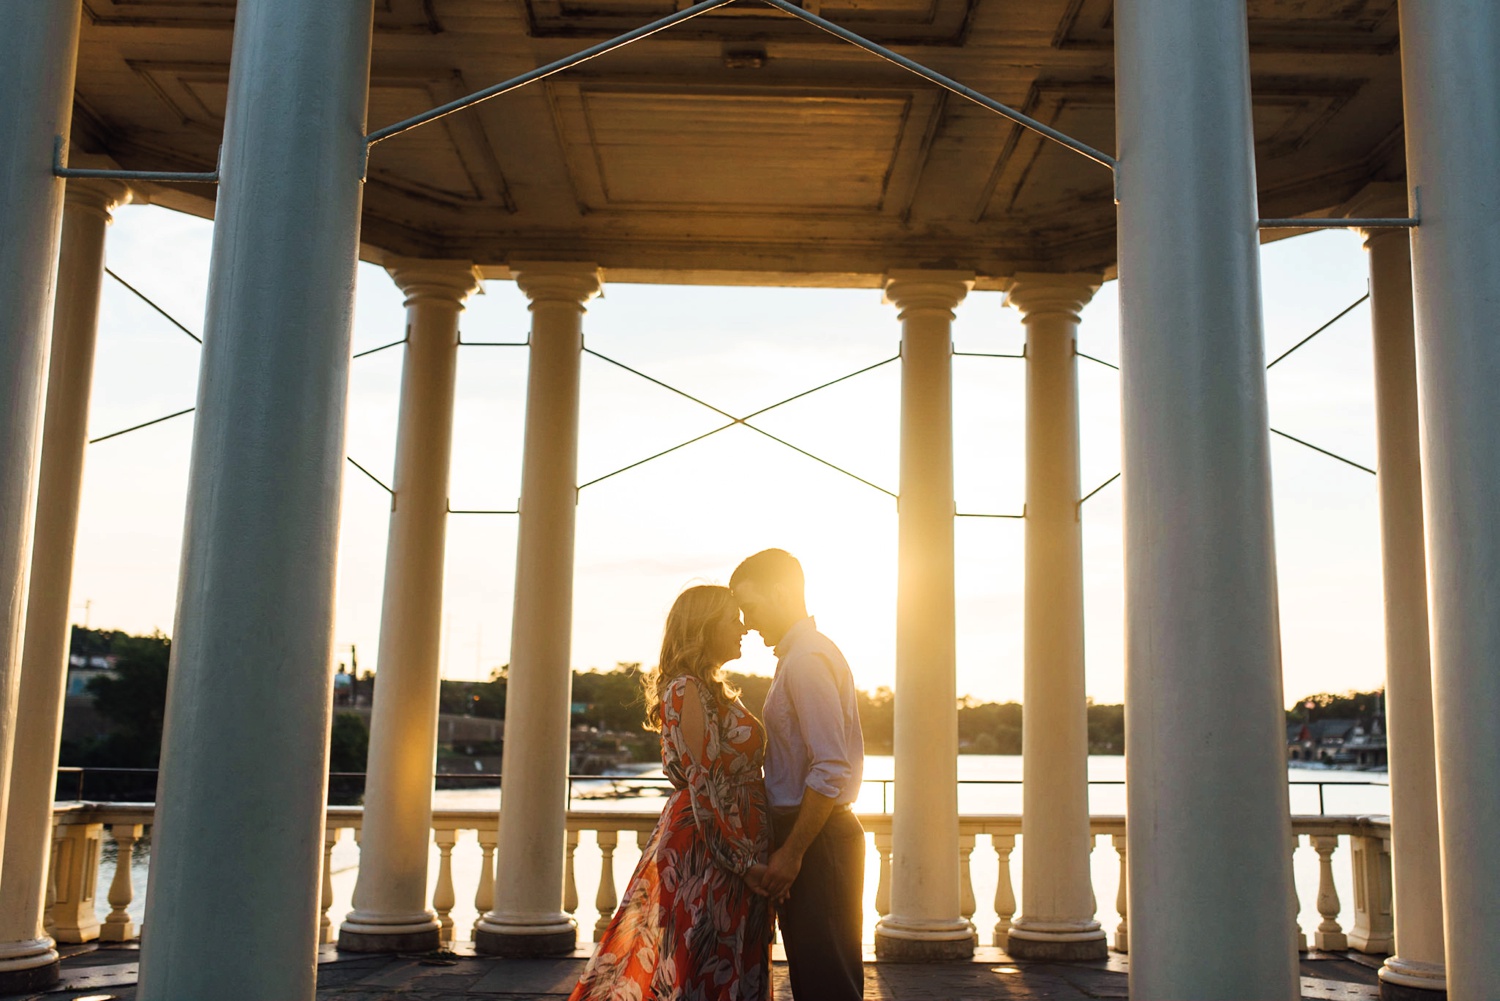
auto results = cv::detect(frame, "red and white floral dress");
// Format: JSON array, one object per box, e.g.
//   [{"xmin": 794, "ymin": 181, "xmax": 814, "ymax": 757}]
[{"xmin": 570, "ymin": 675, "xmax": 774, "ymax": 1001}]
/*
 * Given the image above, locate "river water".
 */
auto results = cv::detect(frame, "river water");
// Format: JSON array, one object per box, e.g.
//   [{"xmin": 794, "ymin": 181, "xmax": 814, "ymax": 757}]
[{"xmin": 98, "ymin": 755, "xmax": 1390, "ymax": 946}]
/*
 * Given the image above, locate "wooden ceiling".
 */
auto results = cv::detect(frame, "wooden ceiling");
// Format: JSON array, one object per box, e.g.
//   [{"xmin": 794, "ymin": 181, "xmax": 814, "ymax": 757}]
[{"xmin": 72, "ymin": 0, "xmax": 1406, "ymax": 287}]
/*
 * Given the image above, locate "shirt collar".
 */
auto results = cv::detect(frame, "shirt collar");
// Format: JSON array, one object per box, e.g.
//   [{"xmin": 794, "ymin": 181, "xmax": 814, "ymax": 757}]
[{"xmin": 773, "ymin": 616, "xmax": 816, "ymax": 660}]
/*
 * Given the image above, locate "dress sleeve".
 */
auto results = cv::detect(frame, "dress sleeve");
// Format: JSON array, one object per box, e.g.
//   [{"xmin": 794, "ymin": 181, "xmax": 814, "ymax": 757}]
[{"xmin": 661, "ymin": 677, "xmax": 760, "ymax": 876}]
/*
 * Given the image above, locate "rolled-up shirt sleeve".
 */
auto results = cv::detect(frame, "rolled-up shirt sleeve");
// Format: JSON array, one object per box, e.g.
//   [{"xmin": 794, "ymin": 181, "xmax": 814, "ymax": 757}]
[{"xmin": 784, "ymin": 652, "xmax": 853, "ymax": 800}]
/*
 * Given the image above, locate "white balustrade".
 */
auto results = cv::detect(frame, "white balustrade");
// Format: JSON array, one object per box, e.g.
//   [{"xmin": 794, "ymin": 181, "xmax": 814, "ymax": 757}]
[{"xmin": 43, "ymin": 803, "xmax": 1394, "ymax": 959}]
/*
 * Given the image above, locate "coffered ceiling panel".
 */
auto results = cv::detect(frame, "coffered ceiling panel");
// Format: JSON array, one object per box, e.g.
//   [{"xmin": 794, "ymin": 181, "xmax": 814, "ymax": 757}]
[
  {"xmin": 524, "ymin": 0, "xmax": 975, "ymax": 44},
  {"xmin": 550, "ymin": 84, "xmax": 936, "ymax": 215},
  {"xmin": 1055, "ymin": 0, "xmax": 1398, "ymax": 51},
  {"xmin": 85, "ymin": 0, "xmax": 441, "ymax": 32}
]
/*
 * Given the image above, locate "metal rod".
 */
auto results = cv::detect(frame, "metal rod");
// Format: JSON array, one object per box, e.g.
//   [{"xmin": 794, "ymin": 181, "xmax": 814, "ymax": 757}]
[
  {"xmin": 364, "ymin": 0, "xmax": 741, "ymax": 146},
  {"xmin": 578, "ymin": 421, "xmax": 738, "ymax": 491},
  {"xmin": 956, "ymin": 511, "xmax": 1025, "ymax": 519},
  {"xmin": 351, "ymin": 336, "xmax": 407, "ymax": 359},
  {"xmin": 583, "ymin": 347, "xmax": 740, "ymax": 422},
  {"xmin": 88, "ymin": 407, "xmax": 196, "ymax": 445},
  {"xmin": 1079, "ymin": 472, "xmax": 1121, "ymax": 506},
  {"xmin": 346, "ymin": 456, "xmax": 394, "ymax": 494},
  {"xmin": 458, "ymin": 335, "xmax": 528, "ymax": 347},
  {"xmin": 1258, "ymin": 218, "xmax": 1418, "ymax": 230},
  {"xmin": 757, "ymin": 0, "xmax": 1117, "ymax": 171},
  {"xmin": 105, "ymin": 268, "xmax": 203, "ymax": 344},
  {"xmin": 1269, "ymin": 428, "xmax": 1376, "ymax": 476},
  {"xmin": 954, "ymin": 350, "xmax": 1026, "ymax": 359},
  {"xmin": 741, "ymin": 421, "xmax": 897, "ymax": 498},
  {"xmin": 54, "ymin": 136, "xmax": 218, "ymax": 183},
  {"xmin": 738, "ymin": 355, "xmax": 898, "ymax": 422},
  {"xmin": 1076, "ymin": 350, "xmax": 1119, "ymax": 371},
  {"xmin": 446, "ymin": 505, "xmax": 519, "ymax": 515},
  {"xmin": 1265, "ymin": 292, "xmax": 1369, "ymax": 370}
]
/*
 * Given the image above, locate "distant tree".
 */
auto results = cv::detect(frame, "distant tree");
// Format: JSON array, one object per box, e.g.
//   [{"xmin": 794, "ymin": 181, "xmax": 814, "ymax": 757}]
[
  {"xmin": 1086, "ymin": 702, "xmax": 1125, "ymax": 754},
  {"xmin": 1288, "ymin": 689, "xmax": 1385, "ymax": 725},
  {"xmin": 572, "ymin": 663, "xmax": 650, "ymax": 731},
  {"xmin": 328, "ymin": 712, "xmax": 369, "ymax": 772},
  {"xmin": 76, "ymin": 631, "xmax": 171, "ymax": 768}
]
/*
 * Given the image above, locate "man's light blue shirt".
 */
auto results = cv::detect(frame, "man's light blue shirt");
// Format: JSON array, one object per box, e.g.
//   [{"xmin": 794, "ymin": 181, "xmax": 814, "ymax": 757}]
[{"xmin": 762, "ymin": 616, "xmax": 865, "ymax": 810}]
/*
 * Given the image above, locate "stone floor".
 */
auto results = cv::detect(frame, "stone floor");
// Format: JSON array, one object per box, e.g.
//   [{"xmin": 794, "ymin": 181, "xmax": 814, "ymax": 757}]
[{"xmin": 5, "ymin": 942, "xmax": 1383, "ymax": 1000}]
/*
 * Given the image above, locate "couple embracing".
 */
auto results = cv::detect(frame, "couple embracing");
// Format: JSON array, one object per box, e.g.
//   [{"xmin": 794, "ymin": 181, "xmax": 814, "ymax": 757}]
[{"xmin": 570, "ymin": 549, "xmax": 865, "ymax": 1001}]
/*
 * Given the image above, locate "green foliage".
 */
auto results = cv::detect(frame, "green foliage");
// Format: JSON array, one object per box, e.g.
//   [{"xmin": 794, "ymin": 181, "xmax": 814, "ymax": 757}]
[
  {"xmin": 439, "ymin": 666, "xmax": 507, "ymax": 719},
  {"xmin": 572, "ymin": 663, "xmax": 650, "ymax": 731},
  {"xmin": 328, "ymin": 712, "xmax": 369, "ymax": 773},
  {"xmin": 72, "ymin": 631, "xmax": 172, "ymax": 768},
  {"xmin": 1287, "ymin": 689, "xmax": 1384, "ymax": 724}
]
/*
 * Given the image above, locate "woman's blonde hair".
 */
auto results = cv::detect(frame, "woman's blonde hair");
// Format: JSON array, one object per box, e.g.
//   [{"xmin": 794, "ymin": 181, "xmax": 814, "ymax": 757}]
[{"xmin": 643, "ymin": 584, "xmax": 742, "ymax": 732}]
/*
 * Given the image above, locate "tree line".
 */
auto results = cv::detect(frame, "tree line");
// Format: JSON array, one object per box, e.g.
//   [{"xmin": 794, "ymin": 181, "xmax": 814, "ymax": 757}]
[{"xmin": 66, "ymin": 628, "xmax": 1386, "ymax": 772}]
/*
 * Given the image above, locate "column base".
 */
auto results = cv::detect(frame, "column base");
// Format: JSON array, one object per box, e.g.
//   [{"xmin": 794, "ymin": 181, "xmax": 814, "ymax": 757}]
[
  {"xmin": 874, "ymin": 917, "xmax": 974, "ymax": 961},
  {"xmin": 0, "ymin": 939, "xmax": 61, "ymax": 994},
  {"xmin": 473, "ymin": 914, "xmax": 577, "ymax": 957},
  {"xmin": 1005, "ymin": 922, "xmax": 1108, "ymax": 962},
  {"xmin": 338, "ymin": 911, "xmax": 442, "ymax": 953},
  {"xmin": 1380, "ymin": 957, "xmax": 1446, "ymax": 999}
]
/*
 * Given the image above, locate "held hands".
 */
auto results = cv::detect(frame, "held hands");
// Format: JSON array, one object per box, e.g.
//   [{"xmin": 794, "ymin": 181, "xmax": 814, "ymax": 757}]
[{"xmin": 751, "ymin": 845, "xmax": 802, "ymax": 903}]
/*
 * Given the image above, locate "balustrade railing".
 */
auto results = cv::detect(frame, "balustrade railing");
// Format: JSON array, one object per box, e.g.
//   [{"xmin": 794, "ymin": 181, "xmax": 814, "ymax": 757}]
[{"xmin": 45, "ymin": 802, "xmax": 1394, "ymax": 957}]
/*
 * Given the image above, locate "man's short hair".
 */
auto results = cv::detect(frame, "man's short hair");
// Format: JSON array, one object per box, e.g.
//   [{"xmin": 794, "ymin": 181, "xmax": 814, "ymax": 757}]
[{"xmin": 730, "ymin": 548, "xmax": 805, "ymax": 599}]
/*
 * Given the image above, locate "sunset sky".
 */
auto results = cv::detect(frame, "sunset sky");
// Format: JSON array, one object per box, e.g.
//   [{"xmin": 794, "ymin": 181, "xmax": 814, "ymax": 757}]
[{"xmin": 66, "ymin": 203, "xmax": 1383, "ymax": 706}]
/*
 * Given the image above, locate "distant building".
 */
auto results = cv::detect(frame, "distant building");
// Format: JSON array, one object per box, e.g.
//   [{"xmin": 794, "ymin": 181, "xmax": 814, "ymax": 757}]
[{"xmin": 1287, "ymin": 717, "xmax": 1387, "ymax": 767}]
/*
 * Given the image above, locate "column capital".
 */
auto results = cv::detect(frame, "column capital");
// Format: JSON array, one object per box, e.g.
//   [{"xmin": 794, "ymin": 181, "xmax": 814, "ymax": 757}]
[
  {"xmin": 385, "ymin": 258, "xmax": 482, "ymax": 309},
  {"xmin": 1004, "ymin": 272, "xmax": 1102, "ymax": 322},
  {"xmin": 512, "ymin": 261, "xmax": 602, "ymax": 308},
  {"xmin": 883, "ymin": 270, "xmax": 974, "ymax": 318},
  {"xmin": 1339, "ymin": 182, "xmax": 1412, "ymax": 246},
  {"xmin": 63, "ymin": 157, "xmax": 135, "ymax": 221}
]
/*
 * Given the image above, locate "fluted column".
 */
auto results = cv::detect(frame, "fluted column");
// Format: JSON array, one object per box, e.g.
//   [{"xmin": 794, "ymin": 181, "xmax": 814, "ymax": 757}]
[
  {"xmin": 0, "ymin": 177, "xmax": 130, "ymax": 993},
  {"xmin": 874, "ymin": 270, "xmax": 974, "ymax": 961},
  {"xmin": 475, "ymin": 261, "xmax": 600, "ymax": 957},
  {"xmin": 0, "ymin": 18, "xmax": 81, "ymax": 979},
  {"xmin": 1004, "ymin": 273, "xmax": 1106, "ymax": 961},
  {"xmin": 1398, "ymin": 5, "xmax": 1500, "ymax": 997},
  {"xmin": 1115, "ymin": 1, "xmax": 1298, "ymax": 997},
  {"xmin": 1341, "ymin": 186, "xmax": 1447, "ymax": 999},
  {"xmin": 136, "ymin": 1, "xmax": 373, "ymax": 997},
  {"xmin": 340, "ymin": 260, "xmax": 480, "ymax": 953}
]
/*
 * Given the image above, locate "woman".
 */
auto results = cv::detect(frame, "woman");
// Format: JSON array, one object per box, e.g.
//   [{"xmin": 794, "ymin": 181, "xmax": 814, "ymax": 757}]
[{"xmin": 570, "ymin": 585, "xmax": 774, "ymax": 1001}]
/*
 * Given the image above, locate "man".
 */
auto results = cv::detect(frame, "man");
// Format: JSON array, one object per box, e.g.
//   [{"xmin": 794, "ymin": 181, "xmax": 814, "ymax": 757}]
[{"xmin": 730, "ymin": 548, "xmax": 865, "ymax": 1001}]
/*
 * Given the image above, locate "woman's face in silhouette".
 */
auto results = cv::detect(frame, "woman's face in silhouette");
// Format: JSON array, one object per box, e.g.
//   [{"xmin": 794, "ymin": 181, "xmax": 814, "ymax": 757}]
[{"xmin": 709, "ymin": 605, "xmax": 748, "ymax": 665}]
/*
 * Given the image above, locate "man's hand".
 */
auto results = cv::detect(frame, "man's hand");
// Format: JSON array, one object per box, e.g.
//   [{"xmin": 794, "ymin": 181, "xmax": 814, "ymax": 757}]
[
  {"xmin": 762, "ymin": 844, "xmax": 803, "ymax": 902},
  {"xmin": 745, "ymin": 863, "xmax": 771, "ymax": 897}
]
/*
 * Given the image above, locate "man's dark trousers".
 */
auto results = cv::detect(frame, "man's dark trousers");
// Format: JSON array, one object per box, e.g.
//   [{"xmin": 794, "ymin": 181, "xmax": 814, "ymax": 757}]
[{"xmin": 772, "ymin": 806, "xmax": 865, "ymax": 1000}]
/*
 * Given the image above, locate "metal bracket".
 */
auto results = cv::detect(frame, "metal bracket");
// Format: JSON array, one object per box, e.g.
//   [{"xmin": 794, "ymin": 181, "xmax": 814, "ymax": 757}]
[{"xmin": 1259, "ymin": 217, "xmax": 1417, "ymax": 230}]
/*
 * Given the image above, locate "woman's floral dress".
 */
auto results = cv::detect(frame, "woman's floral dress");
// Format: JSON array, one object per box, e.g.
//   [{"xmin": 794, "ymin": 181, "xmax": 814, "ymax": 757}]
[{"xmin": 570, "ymin": 675, "xmax": 773, "ymax": 1001}]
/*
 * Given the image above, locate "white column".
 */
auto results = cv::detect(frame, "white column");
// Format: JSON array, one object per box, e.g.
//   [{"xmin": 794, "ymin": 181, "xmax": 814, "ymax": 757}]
[
  {"xmin": 1398, "ymin": 5, "xmax": 1500, "ymax": 997},
  {"xmin": 1004, "ymin": 273, "xmax": 1106, "ymax": 962},
  {"xmin": 0, "ymin": 177, "xmax": 129, "ymax": 992},
  {"xmin": 475, "ymin": 261, "xmax": 600, "ymax": 957},
  {"xmin": 1114, "ymin": 2, "xmax": 1298, "ymax": 998},
  {"xmin": 0, "ymin": 12, "xmax": 81, "ymax": 965},
  {"xmin": 1343, "ymin": 186, "xmax": 1448, "ymax": 996},
  {"xmin": 135, "ymin": 0, "xmax": 373, "ymax": 997},
  {"xmin": 340, "ymin": 260, "xmax": 479, "ymax": 952},
  {"xmin": 874, "ymin": 270, "xmax": 974, "ymax": 961}
]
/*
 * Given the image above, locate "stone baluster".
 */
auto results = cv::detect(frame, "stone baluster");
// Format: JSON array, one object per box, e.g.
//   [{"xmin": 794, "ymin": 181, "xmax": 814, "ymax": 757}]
[
  {"xmin": 50, "ymin": 823, "xmax": 101, "ymax": 943},
  {"xmin": 1311, "ymin": 835, "xmax": 1347, "ymax": 950},
  {"xmin": 594, "ymin": 831, "xmax": 619, "ymax": 940},
  {"xmin": 959, "ymin": 833, "xmax": 977, "ymax": 941},
  {"xmin": 433, "ymin": 829, "xmax": 457, "ymax": 942},
  {"xmin": 1290, "ymin": 834, "xmax": 1307, "ymax": 952},
  {"xmin": 992, "ymin": 834, "xmax": 1016, "ymax": 949},
  {"xmin": 474, "ymin": 828, "xmax": 498, "ymax": 926},
  {"xmin": 99, "ymin": 824, "xmax": 142, "ymax": 942},
  {"xmin": 1348, "ymin": 834, "xmax": 1394, "ymax": 954},
  {"xmin": 1112, "ymin": 834, "xmax": 1128, "ymax": 953},
  {"xmin": 874, "ymin": 831, "xmax": 893, "ymax": 918},
  {"xmin": 319, "ymin": 828, "xmax": 340, "ymax": 945},
  {"xmin": 564, "ymin": 830, "xmax": 580, "ymax": 916}
]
